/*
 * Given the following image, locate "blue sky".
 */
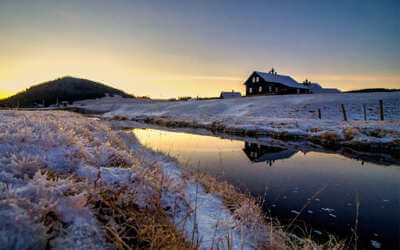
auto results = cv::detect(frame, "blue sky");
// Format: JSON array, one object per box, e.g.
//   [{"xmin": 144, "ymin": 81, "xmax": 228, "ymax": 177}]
[{"xmin": 1, "ymin": 0, "xmax": 399, "ymax": 97}]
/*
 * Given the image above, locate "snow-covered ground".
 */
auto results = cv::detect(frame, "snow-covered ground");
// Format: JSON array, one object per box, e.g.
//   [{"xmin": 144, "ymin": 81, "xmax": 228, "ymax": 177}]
[
  {"xmin": 0, "ymin": 111, "xmax": 271, "ymax": 249},
  {"xmin": 71, "ymin": 95, "xmax": 155, "ymax": 113},
  {"xmin": 75, "ymin": 92, "xmax": 400, "ymax": 120},
  {"xmin": 74, "ymin": 92, "xmax": 400, "ymax": 152}
]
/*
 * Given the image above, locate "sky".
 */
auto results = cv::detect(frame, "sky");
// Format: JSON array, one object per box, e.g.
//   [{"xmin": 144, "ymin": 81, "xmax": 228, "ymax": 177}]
[{"xmin": 1, "ymin": 0, "xmax": 399, "ymax": 98}]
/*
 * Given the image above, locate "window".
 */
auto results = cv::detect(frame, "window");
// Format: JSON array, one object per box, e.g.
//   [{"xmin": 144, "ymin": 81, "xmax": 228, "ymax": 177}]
[
  {"xmin": 275, "ymin": 87, "xmax": 278, "ymax": 93},
  {"xmin": 256, "ymin": 76, "xmax": 259, "ymax": 82},
  {"xmin": 297, "ymin": 88, "xmax": 300, "ymax": 94},
  {"xmin": 268, "ymin": 86, "xmax": 272, "ymax": 92},
  {"xmin": 249, "ymin": 87, "xmax": 253, "ymax": 94},
  {"xmin": 259, "ymin": 86, "xmax": 262, "ymax": 92},
  {"xmin": 252, "ymin": 77, "xmax": 256, "ymax": 83}
]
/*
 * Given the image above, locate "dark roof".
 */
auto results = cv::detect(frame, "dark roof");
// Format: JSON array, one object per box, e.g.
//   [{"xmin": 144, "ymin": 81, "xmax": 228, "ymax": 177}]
[{"xmin": 246, "ymin": 71, "xmax": 309, "ymax": 89}]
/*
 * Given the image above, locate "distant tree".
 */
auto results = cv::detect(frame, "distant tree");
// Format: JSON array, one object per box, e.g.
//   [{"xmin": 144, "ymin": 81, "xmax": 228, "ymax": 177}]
[
  {"xmin": 346, "ymin": 88, "xmax": 400, "ymax": 93},
  {"xmin": 302, "ymin": 79, "xmax": 311, "ymax": 86},
  {"xmin": 177, "ymin": 96, "xmax": 192, "ymax": 101}
]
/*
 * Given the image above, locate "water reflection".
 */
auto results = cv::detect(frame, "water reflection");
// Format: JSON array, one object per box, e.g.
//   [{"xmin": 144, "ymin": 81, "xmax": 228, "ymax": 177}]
[
  {"xmin": 131, "ymin": 127, "xmax": 400, "ymax": 249},
  {"xmin": 243, "ymin": 142, "xmax": 297, "ymax": 166}
]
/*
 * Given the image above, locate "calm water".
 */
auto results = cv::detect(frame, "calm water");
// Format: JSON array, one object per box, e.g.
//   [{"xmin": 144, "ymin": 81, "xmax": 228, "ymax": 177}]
[{"xmin": 132, "ymin": 128, "xmax": 400, "ymax": 249}]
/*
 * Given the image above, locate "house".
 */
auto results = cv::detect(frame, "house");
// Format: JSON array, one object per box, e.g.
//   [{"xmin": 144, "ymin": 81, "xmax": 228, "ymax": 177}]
[
  {"xmin": 220, "ymin": 90, "xmax": 242, "ymax": 99},
  {"xmin": 244, "ymin": 68, "xmax": 311, "ymax": 96}
]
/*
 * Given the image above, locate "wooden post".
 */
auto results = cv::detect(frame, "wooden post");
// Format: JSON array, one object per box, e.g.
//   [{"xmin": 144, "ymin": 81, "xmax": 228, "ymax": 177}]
[
  {"xmin": 379, "ymin": 100, "xmax": 384, "ymax": 121},
  {"xmin": 362, "ymin": 104, "xmax": 367, "ymax": 121},
  {"xmin": 341, "ymin": 104, "xmax": 347, "ymax": 121},
  {"xmin": 318, "ymin": 109, "xmax": 321, "ymax": 119}
]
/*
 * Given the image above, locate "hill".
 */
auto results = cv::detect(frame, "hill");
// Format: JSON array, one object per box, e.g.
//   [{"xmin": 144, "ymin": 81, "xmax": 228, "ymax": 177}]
[
  {"xmin": 346, "ymin": 88, "xmax": 400, "ymax": 93},
  {"xmin": 0, "ymin": 76, "xmax": 134, "ymax": 108}
]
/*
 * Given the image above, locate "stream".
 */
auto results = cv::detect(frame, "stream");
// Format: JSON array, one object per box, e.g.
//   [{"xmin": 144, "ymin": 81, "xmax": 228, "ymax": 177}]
[{"xmin": 129, "ymin": 126, "xmax": 399, "ymax": 249}]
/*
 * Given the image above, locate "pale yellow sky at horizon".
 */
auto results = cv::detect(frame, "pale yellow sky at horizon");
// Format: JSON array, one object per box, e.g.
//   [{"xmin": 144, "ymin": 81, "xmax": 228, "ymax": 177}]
[
  {"xmin": 1, "ymin": 70, "xmax": 400, "ymax": 99},
  {"xmin": 1, "ymin": 1, "xmax": 399, "ymax": 99}
]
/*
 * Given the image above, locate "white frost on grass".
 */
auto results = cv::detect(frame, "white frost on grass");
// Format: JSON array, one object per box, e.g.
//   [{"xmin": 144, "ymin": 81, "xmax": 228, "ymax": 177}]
[{"xmin": 0, "ymin": 111, "xmax": 263, "ymax": 249}]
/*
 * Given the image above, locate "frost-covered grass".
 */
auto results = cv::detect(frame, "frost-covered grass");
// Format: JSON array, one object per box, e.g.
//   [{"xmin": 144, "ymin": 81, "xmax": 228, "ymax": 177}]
[
  {"xmin": 0, "ymin": 111, "xmax": 349, "ymax": 249},
  {"xmin": 0, "ymin": 111, "xmax": 158, "ymax": 248},
  {"xmin": 0, "ymin": 111, "xmax": 190, "ymax": 249}
]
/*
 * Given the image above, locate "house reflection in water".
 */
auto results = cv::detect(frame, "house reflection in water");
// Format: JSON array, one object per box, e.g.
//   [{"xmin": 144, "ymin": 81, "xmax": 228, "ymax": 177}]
[{"xmin": 243, "ymin": 142, "xmax": 298, "ymax": 166}]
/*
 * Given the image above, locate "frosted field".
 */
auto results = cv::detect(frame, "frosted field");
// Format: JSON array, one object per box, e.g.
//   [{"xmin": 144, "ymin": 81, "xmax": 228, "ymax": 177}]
[
  {"xmin": 72, "ymin": 95, "xmax": 154, "ymax": 112},
  {"xmin": 75, "ymin": 92, "xmax": 400, "ymax": 150},
  {"xmin": 0, "ymin": 111, "xmax": 275, "ymax": 249},
  {"xmin": 77, "ymin": 92, "xmax": 400, "ymax": 121}
]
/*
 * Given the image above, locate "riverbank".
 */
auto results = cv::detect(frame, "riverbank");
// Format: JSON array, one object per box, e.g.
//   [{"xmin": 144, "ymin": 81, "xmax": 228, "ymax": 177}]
[
  {"xmin": 0, "ymin": 111, "xmax": 346, "ymax": 249},
  {"xmin": 108, "ymin": 119, "xmax": 400, "ymax": 166},
  {"xmin": 119, "ymin": 115, "xmax": 400, "ymax": 156},
  {"xmin": 72, "ymin": 92, "xmax": 400, "ymax": 156}
]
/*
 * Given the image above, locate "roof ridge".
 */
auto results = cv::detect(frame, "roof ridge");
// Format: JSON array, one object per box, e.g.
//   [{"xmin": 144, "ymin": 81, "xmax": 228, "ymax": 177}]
[{"xmin": 253, "ymin": 71, "xmax": 309, "ymax": 89}]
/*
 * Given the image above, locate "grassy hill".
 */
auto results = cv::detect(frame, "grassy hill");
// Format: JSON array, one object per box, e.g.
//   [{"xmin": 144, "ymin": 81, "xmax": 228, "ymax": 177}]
[
  {"xmin": 346, "ymin": 88, "xmax": 400, "ymax": 93},
  {"xmin": 0, "ymin": 76, "xmax": 134, "ymax": 108}
]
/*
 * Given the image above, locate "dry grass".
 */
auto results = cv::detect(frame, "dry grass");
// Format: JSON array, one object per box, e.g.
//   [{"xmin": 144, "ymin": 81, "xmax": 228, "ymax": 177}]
[
  {"xmin": 319, "ymin": 130, "xmax": 340, "ymax": 144},
  {"xmin": 343, "ymin": 127, "xmax": 360, "ymax": 140},
  {"xmin": 87, "ymin": 187, "xmax": 194, "ymax": 250}
]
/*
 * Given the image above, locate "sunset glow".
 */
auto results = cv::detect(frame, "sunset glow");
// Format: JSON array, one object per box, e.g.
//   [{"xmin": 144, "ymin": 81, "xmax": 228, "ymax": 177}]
[
  {"xmin": 0, "ymin": 92, "xmax": 11, "ymax": 100},
  {"xmin": 1, "ymin": 0, "xmax": 399, "ymax": 98}
]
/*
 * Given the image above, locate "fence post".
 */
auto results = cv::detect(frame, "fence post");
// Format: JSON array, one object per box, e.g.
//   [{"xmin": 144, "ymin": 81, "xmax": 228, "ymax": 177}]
[
  {"xmin": 318, "ymin": 109, "xmax": 321, "ymax": 119},
  {"xmin": 341, "ymin": 104, "xmax": 347, "ymax": 121},
  {"xmin": 362, "ymin": 104, "xmax": 367, "ymax": 121},
  {"xmin": 379, "ymin": 100, "xmax": 384, "ymax": 121}
]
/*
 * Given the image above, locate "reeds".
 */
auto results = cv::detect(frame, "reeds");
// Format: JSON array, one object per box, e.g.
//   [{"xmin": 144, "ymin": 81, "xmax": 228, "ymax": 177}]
[{"xmin": 87, "ymin": 186, "xmax": 193, "ymax": 249}]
